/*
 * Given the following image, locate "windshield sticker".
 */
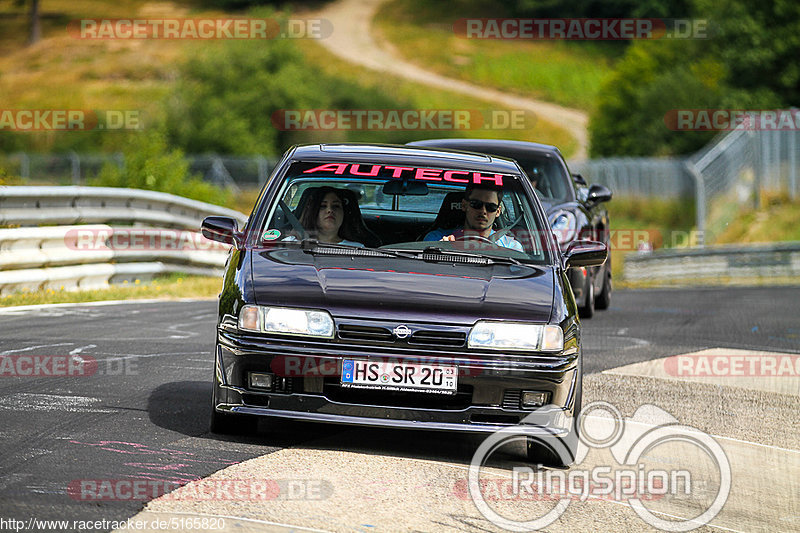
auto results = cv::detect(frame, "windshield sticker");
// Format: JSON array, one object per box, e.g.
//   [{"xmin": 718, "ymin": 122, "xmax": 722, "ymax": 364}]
[
  {"xmin": 261, "ymin": 229, "xmax": 281, "ymax": 241},
  {"xmin": 302, "ymin": 163, "xmax": 507, "ymax": 186}
]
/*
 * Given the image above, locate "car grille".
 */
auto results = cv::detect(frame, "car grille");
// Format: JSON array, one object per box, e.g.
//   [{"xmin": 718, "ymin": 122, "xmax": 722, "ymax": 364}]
[
  {"xmin": 338, "ymin": 324, "xmax": 394, "ymax": 343},
  {"xmin": 337, "ymin": 323, "xmax": 467, "ymax": 348},
  {"xmin": 502, "ymin": 389, "xmax": 522, "ymax": 410},
  {"xmin": 409, "ymin": 330, "xmax": 466, "ymax": 347}
]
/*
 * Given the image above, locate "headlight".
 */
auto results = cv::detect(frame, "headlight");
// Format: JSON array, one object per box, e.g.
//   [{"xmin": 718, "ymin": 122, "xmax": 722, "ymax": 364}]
[
  {"xmin": 468, "ymin": 321, "xmax": 564, "ymax": 352},
  {"xmin": 238, "ymin": 305, "xmax": 334, "ymax": 338},
  {"xmin": 550, "ymin": 210, "xmax": 577, "ymax": 246}
]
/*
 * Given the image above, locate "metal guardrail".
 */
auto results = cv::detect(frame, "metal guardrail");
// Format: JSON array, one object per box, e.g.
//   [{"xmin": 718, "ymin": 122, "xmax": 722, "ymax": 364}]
[
  {"xmin": 2, "ymin": 153, "xmax": 276, "ymax": 188},
  {"xmin": 624, "ymin": 242, "xmax": 800, "ymax": 283},
  {"xmin": 0, "ymin": 186, "xmax": 248, "ymax": 228},
  {"xmin": 0, "ymin": 187, "xmax": 248, "ymax": 295},
  {"xmin": 0, "ymin": 224, "xmax": 231, "ymax": 295}
]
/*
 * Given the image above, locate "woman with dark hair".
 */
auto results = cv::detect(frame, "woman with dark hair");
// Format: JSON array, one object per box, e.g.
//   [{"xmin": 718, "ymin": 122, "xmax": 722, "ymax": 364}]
[{"xmin": 296, "ymin": 186, "xmax": 365, "ymax": 246}]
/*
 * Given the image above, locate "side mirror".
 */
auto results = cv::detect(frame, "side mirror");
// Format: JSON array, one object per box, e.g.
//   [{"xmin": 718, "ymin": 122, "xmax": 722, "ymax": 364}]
[
  {"xmin": 201, "ymin": 216, "xmax": 241, "ymax": 246},
  {"xmin": 572, "ymin": 173, "xmax": 587, "ymax": 186},
  {"xmin": 587, "ymin": 184, "xmax": 612, "ymax": 204},
  {"xmin": 563, "ymin": 240, "xmax": 607, "ymax": 268}
]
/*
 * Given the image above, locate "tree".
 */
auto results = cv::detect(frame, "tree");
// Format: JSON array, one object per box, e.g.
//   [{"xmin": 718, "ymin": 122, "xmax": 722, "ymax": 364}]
[
  {"xmin": 589, "ymin": 0, "xmax": 797, "ymax": 157},
  {"xmin": 28, "ymin": 0, "xmax": 40, "ymax": 44}
]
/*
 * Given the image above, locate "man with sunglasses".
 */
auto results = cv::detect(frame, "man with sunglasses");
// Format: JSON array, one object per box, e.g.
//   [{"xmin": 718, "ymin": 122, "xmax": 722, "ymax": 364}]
[{"xmin": 424, "ymin": 184, "xmax": 524, "ymax": 251}]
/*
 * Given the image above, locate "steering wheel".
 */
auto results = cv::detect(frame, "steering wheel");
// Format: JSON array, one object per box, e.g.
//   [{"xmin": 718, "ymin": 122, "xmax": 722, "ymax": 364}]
[{"xmin": 454, "ymin": 235, "xmax": 500, "ymax": 246}]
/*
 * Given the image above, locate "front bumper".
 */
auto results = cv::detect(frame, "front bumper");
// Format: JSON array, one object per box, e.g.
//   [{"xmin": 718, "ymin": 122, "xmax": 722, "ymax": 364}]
[{"xmin": 213, "ymin": 328, "xmax": 581, "ymax": 436}]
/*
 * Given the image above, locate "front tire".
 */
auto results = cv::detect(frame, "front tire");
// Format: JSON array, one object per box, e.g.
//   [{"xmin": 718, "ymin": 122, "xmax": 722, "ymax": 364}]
[
  {"xmin": 595, "ymin": 265, "xmax": 612, "ymax": 310},
  {"xmin": 578, "ymin": 272, "xmax": 595, "ymax": 318}
]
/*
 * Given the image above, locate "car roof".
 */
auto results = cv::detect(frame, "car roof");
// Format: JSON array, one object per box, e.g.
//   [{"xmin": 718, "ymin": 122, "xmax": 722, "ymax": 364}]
[
  {"xmin": 407, "ymin": 138, "xmax": 564, "ymax": 159},
  {"xmin": 287, "ymin": 143, "xmax": 525, "ymax": 175}
]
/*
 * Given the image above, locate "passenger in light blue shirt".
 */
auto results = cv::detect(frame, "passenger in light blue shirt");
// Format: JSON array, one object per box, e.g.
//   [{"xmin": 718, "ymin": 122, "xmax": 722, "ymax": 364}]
[{"xmin": 424, "ymin": 185, "xmax": 523, "ymax": 252}]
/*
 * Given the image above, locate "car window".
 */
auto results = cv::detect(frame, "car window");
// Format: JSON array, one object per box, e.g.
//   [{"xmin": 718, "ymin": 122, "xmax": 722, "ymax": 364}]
[
  {"xmin": 257, "ymin": 161, "xmax": 553, "ymax": 264},
  {"xmin": 397, "ymin": 190, "xmax": 449, "ymax": 213},
  {"xmin": 515, "ymin": 156, "xmax": 571, "ymax": 202}
]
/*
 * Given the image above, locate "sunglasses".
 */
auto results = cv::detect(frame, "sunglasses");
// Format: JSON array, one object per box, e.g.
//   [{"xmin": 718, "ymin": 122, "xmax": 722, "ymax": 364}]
[{"xmin": 467, "ymin": 199, "xmax": 500, "ymax": 212}]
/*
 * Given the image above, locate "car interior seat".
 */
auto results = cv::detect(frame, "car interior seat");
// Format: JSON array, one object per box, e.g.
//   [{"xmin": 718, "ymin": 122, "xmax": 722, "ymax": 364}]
[{"xmin": 420, "ymin": 191, "xmax": 465, "ymax": 239}]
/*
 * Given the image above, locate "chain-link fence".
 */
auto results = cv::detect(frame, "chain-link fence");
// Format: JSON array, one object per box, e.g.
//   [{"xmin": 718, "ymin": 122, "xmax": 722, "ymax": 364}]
[
  {"xmin": 0, "ymin": 153, "xmax": 276, "ymax": 192},
  {"xmin": 573, "ymin": 128, "xmax": 799, "ymax": 245},
  {"xmin": 684, "ymin": 129, "xmax": 799, "ymax": 244}
]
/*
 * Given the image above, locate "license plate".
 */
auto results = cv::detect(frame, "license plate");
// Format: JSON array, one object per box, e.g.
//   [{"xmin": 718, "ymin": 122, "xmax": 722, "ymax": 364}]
[{"xmin": 341, "ymin": 359, "xmax": 457, "ymax": 394}]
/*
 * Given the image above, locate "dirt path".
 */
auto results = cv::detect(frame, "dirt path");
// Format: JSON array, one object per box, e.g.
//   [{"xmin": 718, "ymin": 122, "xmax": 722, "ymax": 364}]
[{"xmin": 313, "ymin": 0, "xmax": 589, "ymax": 159}]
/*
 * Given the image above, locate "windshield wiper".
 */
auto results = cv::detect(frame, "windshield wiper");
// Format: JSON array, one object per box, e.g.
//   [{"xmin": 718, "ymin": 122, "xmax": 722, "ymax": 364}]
[
  {"xmin": 421, "ymin": 246, "xmax": 527, "ymax": 266},
  {"xmin": 297, "ymin": 239, "xmax": 419, "ymax": 259},
  {"xmin": 379, "ymin": 246, "xmax": 529, "ymax": 267},
  {"xmin": 285, "ymin": 239, "xmax": 531, "ymax": 267}
]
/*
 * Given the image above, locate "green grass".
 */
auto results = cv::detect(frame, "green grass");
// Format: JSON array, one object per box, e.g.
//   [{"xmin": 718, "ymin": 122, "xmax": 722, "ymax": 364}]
[
  {"xmin": 374, "ymin": 0, "xmax": 616, "ymax": 112},
  {"xmin": 0, "ymin": 0, "xmax": 198, "ymax": 152},
  {"xmin": 0, "ymin": 0, "xmax": 577, "ymax": 156},
  {"xmin": 607, "ymin": 193, "xmax": 800, "ymax": 287},
  {"xmin": 0, "ymin": 273, "xmax": 221, "ymax": 307},
  {"xmin": 714, "ymin": 193, "xmax": 800, "ymax": 244},
  {"xmin": 606, "ymin": 196, "xmax": 696, "ymax": 283}
]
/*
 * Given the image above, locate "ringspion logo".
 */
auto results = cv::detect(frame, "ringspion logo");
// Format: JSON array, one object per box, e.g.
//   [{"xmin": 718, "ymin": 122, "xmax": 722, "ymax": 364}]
[{"xmin": 468, "ymin": 401, "xmax": 731, "ymax": 531}]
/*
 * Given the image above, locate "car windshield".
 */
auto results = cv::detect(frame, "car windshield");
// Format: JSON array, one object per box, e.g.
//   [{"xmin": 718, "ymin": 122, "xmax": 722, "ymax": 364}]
[
  {"xmin": 511, "ymin": 155, "xmax": 571, "ymax": 202},
  {"xmin": 256, "ymin": 161, "xmax": 553, "ymax": 264}
]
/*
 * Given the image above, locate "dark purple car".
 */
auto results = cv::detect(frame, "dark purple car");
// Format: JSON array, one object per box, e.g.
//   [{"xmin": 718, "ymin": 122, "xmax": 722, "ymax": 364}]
[{"xmin": 201, "ymin": 143, "xmax": 607, "ymax": 465}]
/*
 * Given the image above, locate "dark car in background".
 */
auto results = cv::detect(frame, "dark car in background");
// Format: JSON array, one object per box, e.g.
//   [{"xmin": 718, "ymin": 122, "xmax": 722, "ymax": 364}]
[
  {"xmin": 408, "ymin": 139, "xmax": 613, "ymax": 317},
  {"xmin": 201, "ymin": 143, "xmax": 607, "ymax": 465}
]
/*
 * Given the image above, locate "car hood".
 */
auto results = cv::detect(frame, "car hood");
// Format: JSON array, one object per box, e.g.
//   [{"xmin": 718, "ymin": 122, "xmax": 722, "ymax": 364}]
[{"xmin": 249, "ymin": 250, "xmax": 555, "ymax": 324}]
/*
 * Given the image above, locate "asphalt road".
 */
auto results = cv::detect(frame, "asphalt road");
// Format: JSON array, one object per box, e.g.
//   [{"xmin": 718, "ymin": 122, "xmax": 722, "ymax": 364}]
[{"xmin": 0, "ymin": 286, "xmax": 797, "ymax": 532}]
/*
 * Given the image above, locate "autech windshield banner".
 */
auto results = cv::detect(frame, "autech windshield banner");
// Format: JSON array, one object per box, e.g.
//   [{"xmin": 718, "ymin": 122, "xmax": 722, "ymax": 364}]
[{"xmin": 300, "ymin": 162, "xmax": 510, "ymax": 186}]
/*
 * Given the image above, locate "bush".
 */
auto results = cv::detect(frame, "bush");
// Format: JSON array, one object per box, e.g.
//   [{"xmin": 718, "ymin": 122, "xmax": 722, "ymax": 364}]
[
  {"xmin": 90, "ymin": 130, "xmax": 230, "ymax": 206},
  {"xmin": 589, "ymin": 0, "xmax": 798, "ymax": 157},
  {"xmin": 164, "ymin": 34, "xmax": 410, "ymax": 156}
]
